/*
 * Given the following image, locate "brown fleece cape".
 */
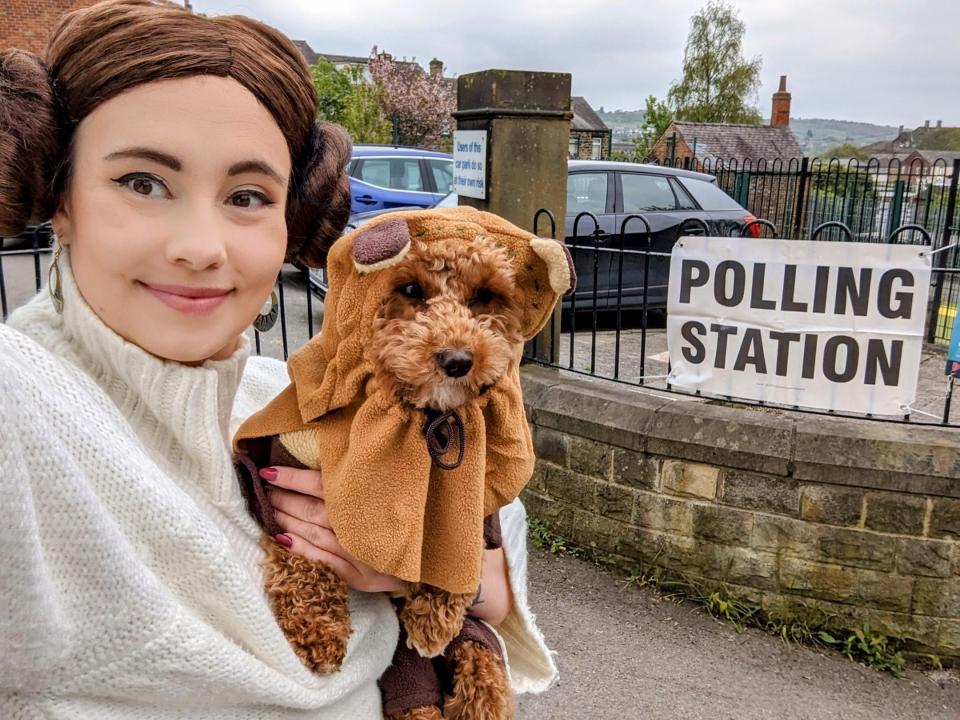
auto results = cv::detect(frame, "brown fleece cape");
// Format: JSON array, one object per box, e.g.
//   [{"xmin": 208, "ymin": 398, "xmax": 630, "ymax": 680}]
[{"xmin": 234, "ymin": 206, "xmax": 574, "ymax": 594}]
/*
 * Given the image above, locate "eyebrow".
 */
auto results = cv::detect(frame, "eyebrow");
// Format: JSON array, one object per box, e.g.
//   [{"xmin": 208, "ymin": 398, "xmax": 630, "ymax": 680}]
[
  {"xmin": 104, "ymin": 148, "xmax": 285, "ymax": 186},
  {"xmin": 227, "ymin": 160, "xmax": 285, "ymax": 186},
  {"xmin": 105, "ymin": 147, "xmax": 181, "ymax": 171}
]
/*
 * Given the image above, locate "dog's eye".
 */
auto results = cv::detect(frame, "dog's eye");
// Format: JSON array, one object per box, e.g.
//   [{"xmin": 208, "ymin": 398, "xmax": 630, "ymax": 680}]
[
  {"xmin": 396, "ymin": 282, "xmax": 424, "ymax": 300},
  {"xmin": 471, "ymin": 287, "xmax": 497, "ymax": 305}
]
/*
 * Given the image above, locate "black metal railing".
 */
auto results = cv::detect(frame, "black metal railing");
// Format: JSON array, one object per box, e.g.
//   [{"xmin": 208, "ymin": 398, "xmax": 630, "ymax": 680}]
[
  {"xmin": 4, "ymin": 153, "xmax": 960, "ymax": 427},
  {"xmin": 526, "ymin": 207, "xmax": 960, "ymax": 427},
  {"xmin": 656, "ymin": 156, "xmax": 960, "ymax": 250}
]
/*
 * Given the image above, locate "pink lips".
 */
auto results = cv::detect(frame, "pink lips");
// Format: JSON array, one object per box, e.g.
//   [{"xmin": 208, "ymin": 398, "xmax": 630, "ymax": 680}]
[{"xmin": 141, "ymin": 282, "xmax": 233, "ymax": 316}]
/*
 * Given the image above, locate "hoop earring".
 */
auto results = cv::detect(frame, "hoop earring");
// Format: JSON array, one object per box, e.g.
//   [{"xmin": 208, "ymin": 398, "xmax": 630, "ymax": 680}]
[
  {"xmin": 253, "ymin": 290, "xmax": 279, "ymax": 332},
  {"xmin": 48, "ymin": 244, "xmax": 64, "ymax": 314}
]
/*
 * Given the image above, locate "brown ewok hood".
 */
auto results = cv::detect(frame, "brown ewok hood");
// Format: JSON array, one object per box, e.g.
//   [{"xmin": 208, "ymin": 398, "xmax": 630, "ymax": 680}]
[{"xmin": 234, "ymin": 206, "xmax": 575, "ymax": 594}]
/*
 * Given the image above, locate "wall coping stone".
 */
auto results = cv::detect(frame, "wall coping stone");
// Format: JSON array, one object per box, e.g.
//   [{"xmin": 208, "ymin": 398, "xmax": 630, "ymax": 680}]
[{"xmin": 521, "ymin": 365, "xmax": 960, "ymax": 499}]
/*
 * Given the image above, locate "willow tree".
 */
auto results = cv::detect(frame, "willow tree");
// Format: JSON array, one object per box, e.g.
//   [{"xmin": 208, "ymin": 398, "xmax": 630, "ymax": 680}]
[{"xmin": 667, "ymin": 1, "xmax": 763, "ymax": 125}]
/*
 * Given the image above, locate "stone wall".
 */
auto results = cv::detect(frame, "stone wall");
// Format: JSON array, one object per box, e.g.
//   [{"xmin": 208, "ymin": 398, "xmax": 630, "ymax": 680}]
[{"xmin": 520, "ymin": 364, "xmax": 960, "ymax": 661}]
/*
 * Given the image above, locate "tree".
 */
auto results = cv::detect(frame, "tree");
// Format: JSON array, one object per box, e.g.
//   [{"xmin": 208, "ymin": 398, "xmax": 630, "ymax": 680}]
[
  {"xmin": 310, "ymin": 60, "xmax": 391, "ymax": 144},
  {"xmin": 339, "ymin": 65, "xmax": 392, "ymax": 144},
  {"xmin": 367, "ymin": 50, "xmax": 456, "ymax": 150},
  {"xmin": 667, "ymin": 1, "xmax": 763, "ymax": 125},
  {"xmin": 631, "ymin": 95, "xmax": 673, "ymax": 161},
  {"xmin": 310, "ymin": 58, "xmax": 352, "ymax": 124}
]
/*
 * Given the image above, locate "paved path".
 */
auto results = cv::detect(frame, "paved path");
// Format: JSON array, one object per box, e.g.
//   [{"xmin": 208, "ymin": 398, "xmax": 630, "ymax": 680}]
[{"xmin": 517, "ymin": 548, "xmax": 960, "ymax": 720}]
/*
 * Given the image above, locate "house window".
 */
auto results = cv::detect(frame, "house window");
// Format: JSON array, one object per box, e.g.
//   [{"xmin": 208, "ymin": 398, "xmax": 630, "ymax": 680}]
[
  {"xmin": 568, "ymin": 136, "xmax": 580, "ymax": 159},
  {"xmin": 591, "ymin": 137, "xmax": 602, "ymax": 160}
]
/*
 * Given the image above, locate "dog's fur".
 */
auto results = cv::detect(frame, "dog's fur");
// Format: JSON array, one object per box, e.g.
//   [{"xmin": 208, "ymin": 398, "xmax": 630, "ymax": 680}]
[{"xmin": 261, "ymin": 232, "xmax": 523, "ymax": 718}]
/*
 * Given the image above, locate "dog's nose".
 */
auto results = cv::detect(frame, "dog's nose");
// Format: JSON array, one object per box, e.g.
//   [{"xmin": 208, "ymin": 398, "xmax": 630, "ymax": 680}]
[{"xmin": 437, "ymin": 350, "xmax": 473, "ymax": 378}]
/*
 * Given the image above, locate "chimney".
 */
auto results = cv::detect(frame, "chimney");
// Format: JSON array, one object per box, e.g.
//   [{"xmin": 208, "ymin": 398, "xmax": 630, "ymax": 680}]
[
  {"xmin": 770, "ymin": 75, "xmax": 791, "ymax": 128},
  {"xmin": 925, "ymin": 120, "xmax": 931, "ymax": 128},
  {"xmin": 937, "ymin": 120, "xmax": 943, "ymax": 128},
  {"xmin": 429, "ymin": 58, "xmax": 443, "ymax": 79},
  {"xmin": 898, "ymin": 125, "xmax": 904, "ymax": 135}
]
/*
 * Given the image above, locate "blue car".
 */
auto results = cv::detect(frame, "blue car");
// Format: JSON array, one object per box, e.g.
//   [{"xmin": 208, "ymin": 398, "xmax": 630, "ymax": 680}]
[{"xmin": 348, "ymin": 145, "xmax": 454, "ymax": 214}]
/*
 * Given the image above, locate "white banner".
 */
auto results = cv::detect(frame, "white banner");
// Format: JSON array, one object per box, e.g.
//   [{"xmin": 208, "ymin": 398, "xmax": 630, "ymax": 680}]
[
  {"xmin": 452, "ymin": 130, "xmax": 487, "ymax": 200},
  {"xmin": 667, "ymin": 236, "xmax": 932, "ymax": 416}
]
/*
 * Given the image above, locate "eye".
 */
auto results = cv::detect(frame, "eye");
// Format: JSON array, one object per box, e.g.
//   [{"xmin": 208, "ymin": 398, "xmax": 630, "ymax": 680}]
[
  {"xmin": 113, "ymin": 173, "xmax": 169, "ymax": 199},
  {"xmin": 396, "ymin": 282, "xmax": 424, "ymax": 300},
  {"xmin": 228, "ymin": 189, "xmax": 274, "ymax": 209},
  {"xmin": 471, "ymin": 287, "xmax": 498, "ymax": 305}
]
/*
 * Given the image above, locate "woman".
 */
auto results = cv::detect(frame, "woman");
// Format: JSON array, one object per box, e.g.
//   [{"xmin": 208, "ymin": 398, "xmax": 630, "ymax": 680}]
[{"xmin": 0, "ymin": 1, "xmax": 555, "ymax": 717}]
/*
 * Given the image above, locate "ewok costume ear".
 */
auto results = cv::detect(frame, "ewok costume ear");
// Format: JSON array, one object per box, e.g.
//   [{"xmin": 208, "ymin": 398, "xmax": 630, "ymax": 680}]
[
  {"xmin": 529, "ymin": 237, "xmax": 577, "ymax": 296},
  {"xmin": 352, "ymin": 217, "xmax": 412, "ymax": 274}
]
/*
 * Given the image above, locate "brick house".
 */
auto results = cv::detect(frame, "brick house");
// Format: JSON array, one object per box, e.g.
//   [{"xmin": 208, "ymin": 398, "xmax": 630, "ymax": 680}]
[
  {"xmin": 1, "ymin": 0, "xmax": 102, "ymax": 54},
  {"xmin": 649, "ymin": 76, "xmax": 801, "ymax": 168},
  {"xmin": 569, "ymin": 96, "xmax": 611, "ymax": 160}
]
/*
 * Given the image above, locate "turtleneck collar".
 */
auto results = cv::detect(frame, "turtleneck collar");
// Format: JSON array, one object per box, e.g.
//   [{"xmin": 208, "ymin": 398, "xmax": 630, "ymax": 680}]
[{"xmin": 7, "ymin": 255, "xmax": 251, "ymax": 504}]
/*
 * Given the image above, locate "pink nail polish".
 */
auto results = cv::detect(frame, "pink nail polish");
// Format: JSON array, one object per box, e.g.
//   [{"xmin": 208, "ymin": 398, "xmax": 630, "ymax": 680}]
[
  {"xmin": 275, "ymin": 533, "xmax": 293, "ymax": 548},
  {"xmin": 259, "ymin": 467, "xmax": 278, "ymax": 482}
]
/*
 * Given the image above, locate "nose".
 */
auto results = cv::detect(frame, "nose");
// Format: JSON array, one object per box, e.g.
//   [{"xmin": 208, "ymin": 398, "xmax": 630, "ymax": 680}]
[
  {"xmin": 436, "ymin": 349, "xmax": 473, "ymax": 378},
  {"xmin": 166, "ymin": 208, "xmax": 228, "ymax": 270}
]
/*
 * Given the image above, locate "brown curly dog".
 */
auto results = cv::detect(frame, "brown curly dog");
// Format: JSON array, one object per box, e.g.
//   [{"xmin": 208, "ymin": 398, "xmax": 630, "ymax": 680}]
[{"xmin": 235, "ymin": 207, "xmax": 574, "ymax": 720}]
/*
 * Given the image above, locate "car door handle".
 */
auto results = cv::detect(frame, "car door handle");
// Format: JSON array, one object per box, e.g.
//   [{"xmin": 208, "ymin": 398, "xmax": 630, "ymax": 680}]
[{"xmin": 356, "ymin": 195, "xmax": 377, "ymax": 204}]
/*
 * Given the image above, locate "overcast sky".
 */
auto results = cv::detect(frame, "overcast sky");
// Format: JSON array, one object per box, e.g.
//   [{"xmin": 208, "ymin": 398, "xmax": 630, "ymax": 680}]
[{"xmin": 191, "ymin": 0, "xmax": 958, "ymax": 128}]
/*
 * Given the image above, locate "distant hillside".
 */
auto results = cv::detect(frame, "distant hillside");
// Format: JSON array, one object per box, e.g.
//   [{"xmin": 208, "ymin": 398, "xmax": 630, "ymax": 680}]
[
  {"xmin": 788, "ymin": 118, "xmax": 899, "ymax": 155},
  {"xmin": 597, "ymin": 110, "xmax": 899, "ymax": 155}
]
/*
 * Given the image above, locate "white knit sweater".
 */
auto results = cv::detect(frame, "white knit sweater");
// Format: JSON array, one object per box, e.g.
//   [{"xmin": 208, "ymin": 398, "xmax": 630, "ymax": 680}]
[{"xmin": 0, "ymin": 264, "xmax": 556, "ymax": 719}]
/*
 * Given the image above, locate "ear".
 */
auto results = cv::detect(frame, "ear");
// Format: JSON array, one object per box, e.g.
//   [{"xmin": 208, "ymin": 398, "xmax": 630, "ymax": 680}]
[
  {"xmin": 51, "ymin": 197, "xmax": 73, "ymax": 246},
  {"xmin": 530, "ymin": 237, "xmax": 577, "ymax": 295},
  {"xmin": 352, "ymin": 217, "xmax": 411, "ymax": 274}
]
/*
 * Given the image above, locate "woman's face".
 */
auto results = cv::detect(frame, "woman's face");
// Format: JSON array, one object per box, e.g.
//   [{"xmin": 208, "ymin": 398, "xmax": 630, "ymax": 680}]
[{"xmin": 54, "ymin": 75, "xmax": 291, "ymax": 363}]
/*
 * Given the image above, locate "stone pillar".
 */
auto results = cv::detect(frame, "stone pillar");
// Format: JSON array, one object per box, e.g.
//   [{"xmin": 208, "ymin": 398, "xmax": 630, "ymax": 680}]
[{"xmin": 453, "ymin": 70, "xmax": 571, "ymax": 363}]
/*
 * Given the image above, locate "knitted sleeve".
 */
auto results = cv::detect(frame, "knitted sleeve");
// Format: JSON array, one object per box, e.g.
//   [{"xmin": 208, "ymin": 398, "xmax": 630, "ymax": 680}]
[
  {"xmin": 496, "ymin": 499, "xmax": 558, "ymax": 694},
  {"xmin": 0, "ymin": 356, "xmax": 70, "ymax": 689}
]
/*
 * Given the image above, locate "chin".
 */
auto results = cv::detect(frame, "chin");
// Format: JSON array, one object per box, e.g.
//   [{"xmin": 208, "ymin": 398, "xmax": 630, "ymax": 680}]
[{"xmin": 140, "ymin": 332, "xmax": 241, "ymax": 364}]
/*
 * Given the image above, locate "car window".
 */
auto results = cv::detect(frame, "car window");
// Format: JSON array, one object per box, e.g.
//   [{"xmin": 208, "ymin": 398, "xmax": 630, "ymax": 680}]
[
  {"xmin": 670, "ymin": 178, "xmax": 698, "ymax": 210},
  {"xmin": 356, "ymin": 158, "xmax": 425, "ymax": 192},
  {"xmin": 621, "ymin": 173, "xmax": 678, "ymax": 212},
  {"xmin": 566, "ymin": 172, "xmax": 608, "ymax": 215},
  {"xmin": 678, "ymin": 177, "xmax": 744, "ymax": 211},
  {"xmin": 428, "ymin": 159, "xmax": 454, "ymax": 193}
]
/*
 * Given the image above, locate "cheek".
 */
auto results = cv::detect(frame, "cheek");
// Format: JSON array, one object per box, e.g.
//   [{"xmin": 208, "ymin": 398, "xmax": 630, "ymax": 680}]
[{"xmin": 232, "ymin": 221, "xmax": 288, "ymax": 289}]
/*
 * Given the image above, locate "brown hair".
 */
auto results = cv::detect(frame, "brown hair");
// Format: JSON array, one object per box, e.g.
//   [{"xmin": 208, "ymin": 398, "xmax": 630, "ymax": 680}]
[{"xmin": 0, "ymin": 0, "xmax": 350, "ymax": 267}]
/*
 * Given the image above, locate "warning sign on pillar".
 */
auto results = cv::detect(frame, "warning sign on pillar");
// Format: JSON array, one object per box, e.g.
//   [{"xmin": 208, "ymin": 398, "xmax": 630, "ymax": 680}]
[{"xmin": 453, "ymin": 130, "xmax": 488, "ymax": 200}]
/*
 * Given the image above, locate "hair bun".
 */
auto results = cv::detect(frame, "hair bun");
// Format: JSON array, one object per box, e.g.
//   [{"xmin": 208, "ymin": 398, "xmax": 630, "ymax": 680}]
[
  {"xmin": 286, "ymin": 121, "xmax": 353, "ymax": 268},
  {"xmin": 0, "ymin": 49, "xmax": 61, "ymax": 237}
]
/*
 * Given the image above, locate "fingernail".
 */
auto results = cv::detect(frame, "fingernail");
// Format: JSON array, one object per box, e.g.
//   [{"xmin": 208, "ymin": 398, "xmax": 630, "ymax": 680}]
[
  {"xmin": 275, "ymin": 533, "xmax": 293, "ymax": 548},
  {"xmin": 259, "ymin": 467, "xmax": 278, "ymax": 482}
]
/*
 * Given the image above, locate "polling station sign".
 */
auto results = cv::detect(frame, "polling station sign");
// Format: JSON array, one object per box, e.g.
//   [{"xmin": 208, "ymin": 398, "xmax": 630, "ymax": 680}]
[{"xmin": 667, "ymin": 236, "xmax": 931, "ymax": 416}]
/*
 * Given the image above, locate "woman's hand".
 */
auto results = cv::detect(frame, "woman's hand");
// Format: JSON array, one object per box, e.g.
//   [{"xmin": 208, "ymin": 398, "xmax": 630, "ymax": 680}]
[{"xmin": 260, "ymin": 466, "xmax": 404, "ymax": 593}]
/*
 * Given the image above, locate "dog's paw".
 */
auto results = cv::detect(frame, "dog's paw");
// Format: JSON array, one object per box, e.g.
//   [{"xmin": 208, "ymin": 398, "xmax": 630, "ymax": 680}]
[
  {"xmin": 399, "ymin": 584, "xmax": 472, "ymax": 658},
  {"xmin": 444, "ymin": 640, "xmax": 513, "ymax": 720},
  {"xmin": 261, "ymin": 537, "xmax": 352, "ymax": 674}
]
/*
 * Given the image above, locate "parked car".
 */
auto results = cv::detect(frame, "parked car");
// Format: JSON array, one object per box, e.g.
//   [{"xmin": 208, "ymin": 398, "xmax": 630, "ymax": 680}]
[
  {"xmin": 312, "ymin": 161, "xmax": 757, "ymax": 310},
  {"xmin": 347, "ymin": 145, "xmax": 453, "ymax": 214},
  {"xmin": 564, "ymin": 160, "xmax": 758, "ymax": 311}
]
